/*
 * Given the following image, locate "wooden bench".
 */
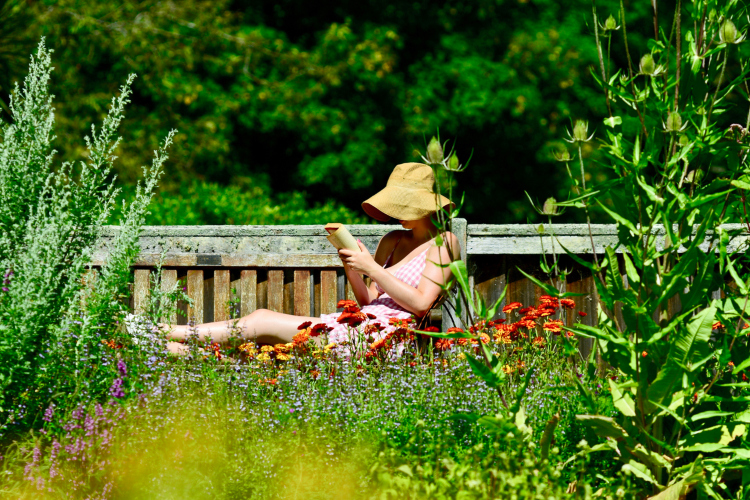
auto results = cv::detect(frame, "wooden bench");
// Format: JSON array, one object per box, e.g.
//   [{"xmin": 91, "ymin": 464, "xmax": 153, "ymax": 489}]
[{"xmin": 95, "ymin": 221, "xmax": 746, "ymax": 358}]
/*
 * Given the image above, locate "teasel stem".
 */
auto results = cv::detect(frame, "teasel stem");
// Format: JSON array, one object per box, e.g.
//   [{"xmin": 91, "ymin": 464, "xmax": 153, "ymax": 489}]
[
  {"xmin": 619, "ymin": 0, "xmax": 648, "ymax": 137},
  {"xmin": 592, "ymin": 0, "xmax": 612, "ymax": 117},
  {"xmin": 651, "ymin": 0, "xmax": 659, "ymax": 39},
  {"xmin": 673, "ymin": 0, "xmax": 681, "ymax": 112}
]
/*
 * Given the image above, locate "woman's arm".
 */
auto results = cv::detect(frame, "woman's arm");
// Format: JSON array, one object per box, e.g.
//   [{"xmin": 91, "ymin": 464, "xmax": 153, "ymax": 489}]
[
  {"xmin": 338, "ymin": 231, "xmax": 401, "ymax": 307},
  {"xmin": 342, "ymin": 232, "xmax": 460, "ymax": 317}
]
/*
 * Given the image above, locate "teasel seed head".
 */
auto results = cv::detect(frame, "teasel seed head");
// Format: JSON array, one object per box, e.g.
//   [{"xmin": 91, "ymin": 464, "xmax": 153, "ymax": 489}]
[
  {"xmin": 720, "ymin": 19, "xmax": 739, "ymax": 45},
  {"xmin": 426, "ymin": 136, "xmax": 444, "ymax": 164},
  {"xmin": 542, "ymin": 197, "xmax": 559, "ymax": 216},
  {"xmin": 665, "ymin": 112, "xmax": 683, "ymax": 133}
]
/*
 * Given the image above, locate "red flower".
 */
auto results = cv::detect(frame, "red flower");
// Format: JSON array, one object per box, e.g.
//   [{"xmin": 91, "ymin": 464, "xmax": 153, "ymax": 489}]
[
  {"xmin": 293, "ymin": 329, "xmax": 310, "ymax": 346},
  {"xmin": 713, "ymin": 321, "xmax": 725, "ymax": 331},
  {"xmin": 446, "ymin": 327, "xmax": 465, "ymax": 334},
  {"xmin": 560, "ymin": 298, "xmax": 576, "ymax": 309},
  {"xmin": 297, "ymin": 321, "xmax": 312, "ymax": 330},
  {"xmin": 578, "ymin": 311, "xmax": 587, "ymax": 317},
  {"xmin": 516, "ymin": 319, "xmax": 537, "ymax": 330},
  {"xmin": 337, "ymin": 299, "xmax": 357, "ymax": 309},
  {"xmin": 364, "ymin": 323, "xmax": 385, "ymax": 335},
  {"xmin": 337, "ymin": 311, "xmax": 367, "ymax": 327},
  {"xmin": 537, "ymin": 307, "xmax": 556, "ymax": 318},
  {"xmin": 532, "ymin": 336, "xmax": 546, "ymax": 348},
  {"xmin": 389, "ymin": 317, "xmax": 412, "ymax": 328},
  {"xmin": 519, "ymin": 307, "xmax": 534, "ymax": 315},
  {"xmin": 366, "ymin": 313, "xmax": 377, "ymax": 320},
  {"xmin": 310, "ymin": 323, "xmax": 333, "ymax": 337},
  {"xmin": 422, "ymin": 326, "xmax": 440, "ymax": 332},
  {"xmin": 502, "ymin": 302, "xmax": 523, "ymax": 314}
]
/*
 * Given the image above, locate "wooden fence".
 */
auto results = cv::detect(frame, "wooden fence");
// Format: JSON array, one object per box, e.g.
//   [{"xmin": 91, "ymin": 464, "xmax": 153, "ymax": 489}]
[{"xmin": 94, "ymin": 221, "xmax": 745, "ymax": 357}]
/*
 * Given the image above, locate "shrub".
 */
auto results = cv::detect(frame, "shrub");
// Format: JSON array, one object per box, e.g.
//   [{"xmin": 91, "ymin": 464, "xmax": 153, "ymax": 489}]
[{"xmin": 0, "ymin": 39, "xmax": 174, "ymax": 433}]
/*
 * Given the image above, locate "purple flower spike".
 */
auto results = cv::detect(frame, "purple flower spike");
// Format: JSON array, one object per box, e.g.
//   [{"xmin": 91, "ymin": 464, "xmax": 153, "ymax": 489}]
[
  {"xmin": 109, "ymin": 378, "xmax": 125, "ymax": 399},
  {"xmin": 1, "ymin": 287, "xmax": 7, "ymax": 292},
  {"xmin": 117, "ymin": 359, "xmax": 127, "ymax": 377}
]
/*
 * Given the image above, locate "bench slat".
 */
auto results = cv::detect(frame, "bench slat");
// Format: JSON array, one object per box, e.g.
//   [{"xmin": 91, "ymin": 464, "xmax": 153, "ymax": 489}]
[
  {"xmin": 240, "ymin": 270, "xmax": 257, "ymax": 316},
  {"xmin": 214, "ymin": 270, "xmax": 231, "ymax": 322},
  {"xmin": 320, "ymin": 270, "xmax": 337, "ymax": 314},
  {"xmin": 268, "ymin": 270, "xmax": 284, "ymax": 313},
  {"xmin": 187, "ymin": 270, "xmax": 204, "ymax": 323},
  {"xmin": 294, "ymin": 270, "xmax": 311, "ymax": 317},
  {"xmin": 134, "ymin": 269, "xmax": 150, "ymax": 314}
]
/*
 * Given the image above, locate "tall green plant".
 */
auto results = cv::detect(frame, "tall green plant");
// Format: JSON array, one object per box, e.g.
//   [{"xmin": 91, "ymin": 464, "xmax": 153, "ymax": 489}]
[
  {"xmin": 556, "ymin": 1, "xmax": 750, "ymax": 497},
  {"xmin": 0, "ymin": 39, "xmax": 174, "ymax": 429}
]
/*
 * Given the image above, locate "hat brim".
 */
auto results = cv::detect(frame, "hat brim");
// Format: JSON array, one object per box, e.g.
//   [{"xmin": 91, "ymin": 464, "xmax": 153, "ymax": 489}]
[{"xmin": 362, "ymin": 185, "xmax": 453, "ymax": 222}]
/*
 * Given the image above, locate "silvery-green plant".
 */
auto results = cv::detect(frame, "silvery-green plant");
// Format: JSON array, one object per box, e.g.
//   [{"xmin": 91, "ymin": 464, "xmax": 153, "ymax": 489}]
[{"xmin": 0, "ymin": 39, "xmax": 175, "ymax": 428}]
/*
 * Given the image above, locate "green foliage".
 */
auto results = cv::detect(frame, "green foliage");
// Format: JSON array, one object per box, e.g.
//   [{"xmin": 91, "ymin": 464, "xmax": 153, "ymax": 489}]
[
  {"xmin": 1, "ymin": 0, "xmax": 676, "ymax": 224},
  {"xmin": 0, "ymin": 40, "xmax": 172, "ymax": 431},
  {"xmin": 556, "ymin": 1, "xmax": 750, "ymax": 497},
  {"xmin": 112, "ymin": 178, "xmax": 365, "ymax": 225}
]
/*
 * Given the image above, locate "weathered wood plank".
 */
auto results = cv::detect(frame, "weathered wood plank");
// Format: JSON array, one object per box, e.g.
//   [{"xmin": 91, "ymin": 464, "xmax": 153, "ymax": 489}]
[
  {"xmin": 283, "ymin": 270, "xmax": 294, "ymax": 315},
  {"xmin": 160, "ymin": 269, "xmax": 178, "ymax": 324},
  {"xmin": 294, "ymin": 270, "xmax": 311, "ymax": 317},
  {"xmin": 320, "ymin": 270, "xmax": 337, "ymax": 314},
  {"xmin": 214, "ymin": 270, "xmax": 231, "ymax": 322},
  {"xmin": 187, "ymin": 270, "xmax": 204, "ymax": 323},
  {"xmin": 268, "ymin": 270, "xmax": 284, "ymax": 313},
  {"xmin": 134, "ymin": 269, "xmax": 151, "ymax": 314},
  {"xmin": 240, "ymin": 270, "xmax": 257, "ymax": 316}
]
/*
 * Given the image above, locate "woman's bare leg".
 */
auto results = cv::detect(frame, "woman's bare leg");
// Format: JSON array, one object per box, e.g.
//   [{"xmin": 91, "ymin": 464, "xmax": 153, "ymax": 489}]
[{"xmin": 164, "ymin": 309, "xmax": 321, "ymax": 351}]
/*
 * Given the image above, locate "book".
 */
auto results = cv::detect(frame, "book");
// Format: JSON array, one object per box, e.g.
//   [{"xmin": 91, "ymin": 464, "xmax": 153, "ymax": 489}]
[{"xmin": 324, "ymin": 223, "xmax": 361, "ymax": 252}]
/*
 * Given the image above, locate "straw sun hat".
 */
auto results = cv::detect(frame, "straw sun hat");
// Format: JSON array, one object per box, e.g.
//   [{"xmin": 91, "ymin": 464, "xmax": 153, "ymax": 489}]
[{"xmin": 362, "ymin": 163, "xmax": 453, "ymax": 222}]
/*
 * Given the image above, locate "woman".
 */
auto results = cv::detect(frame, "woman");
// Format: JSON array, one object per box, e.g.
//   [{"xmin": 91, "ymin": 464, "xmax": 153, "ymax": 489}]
[{"xmin": 164, "ymin": 163, "xmax": 459, "ymax": 352}]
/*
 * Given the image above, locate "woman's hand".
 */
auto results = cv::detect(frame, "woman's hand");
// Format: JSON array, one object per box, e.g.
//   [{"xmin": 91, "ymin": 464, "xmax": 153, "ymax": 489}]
[{"xmin": 338, "ymin": 241, "xmax": 378, "ymax": 276}]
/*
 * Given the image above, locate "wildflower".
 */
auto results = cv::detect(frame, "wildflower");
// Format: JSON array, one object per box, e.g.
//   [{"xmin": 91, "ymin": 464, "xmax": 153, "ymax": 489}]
[
  {"xmin": 502, "ymin": 364, "xmax": 516, "ymax": 374},
  {"xmin": 276, "ymin": 353, "xmax": 291, "ymax": 362},
  {"xmin": 517, "ymin": 319, "xmax": 538, "ymax": 330},
  {"xmin": 719, "ymin": 19, "xmax": 744, "ymax": 45},
  {"xmin": 310, "ymin": 369, "xmax": 320, "ymax": 379},
  {"xmin": 560, "ymin": 298, "xmax": 575, "ymax": 309},
  {"xmin": 543, "ymin": 320, "xmax": 563, "ymax": 333},
  {"xmin": 257, "ymin": 352, "xmax": 271, "ymax": 361},
  {"xmin": 109, "ymin": 378, "xmax": 125, "ymax": 399},
  {"xmin": 641, "ymin": 351, "xmax": 647, "ymax": 358},
  {"xmin": 263, "ymin": 378, "xmax": 278, "ymax": 386},
  {"xmin": 565, "ymin": 120, "xmax": 594, "ymax": 144},
  {"xmin": 565, "ymin": 331, "xmax": 575, "ymax": 338},
  {"xmin": 274, "ymin": 343, "xmax": 290, "ymax": 353},
  {"xmin": 578, "ymin": 311, "xmax": 587, "ymax": 317},
  {"xmin": 553, "ymin": 149, "xmax": 572, "ymax": 162},
  {"xmin": 542, "ymin": 197, "xmax": 559, "ymax": 216},
  {"xmin": 537, "ymin": 307, "xmax": 556, "ymax": 318},
  {"xmin": 117, "ymin": 359, "xmax": 127, "ymax": 377},
  {"xmin": 502, "ymin": 302, "xmax": 523, "ymax": 314},
  {"xmin": 261, "ymin": 345, "xmax": 275, "ymax": 352},
  {"xmin": 532, "ymin": 336, "xmax": 546, "ymax": 348},
  {"xmin": 728, "ymin": 361, "xmax": 735, "ymax": 368},
  {"xmin": 425, "ymin": 136, "xmax": 444, "ymax": 164},
  {"xmin": 292, "ymin": 329, "xmax": 310, "ymax": 346},
  {"xmin": 435, "ymin": 338, "xmax": 453, "ymax": 351},
  {"xmin": 337, "ymin": 299, "xmax": 358, "ymax": 309},
  {"xmin": 713, "ymin": 321, "xmax": 725, "ymax": 331},
  {"xmin": 457, "ymin": 337, "xmax": 470, "ymax": 346},
  {"xmin": 297, "ymin": 321, "xmax": 312, "ymax": 330},
  {"xmin": 310, "ymin": 323, "xmax": 332, "ymax": 337},
  {"xmin": 602, "ymin": 14, "xmax": 620, "ymax": 32}
]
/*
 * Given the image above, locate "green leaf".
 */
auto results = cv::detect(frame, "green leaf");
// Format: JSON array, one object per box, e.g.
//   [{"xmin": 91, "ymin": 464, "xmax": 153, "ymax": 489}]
[
  {"xmin": 515, "ymin": 267, "xmax": 558, "ymax": 297},
  {"xmin": 576, "ymin": 415, "xmax": 629, "ymax": 440},
  {"xmin": 465, "ymin": 353, "xmax": 505, "ymax": 388},
  {"xmin": 732, "ymin": 356, "xmax": 750, "ymax": 375},
  {"xmin": 609, "ymin": 379, "xmax": 636, "ymax": 417},
  {"xmin": 622, "ymin": 459, "xmax": 658, "ymax": 485},
  {"xmin": 448, "ymin": 260, "xmax": 473, "ymax": 310},
  {"xmin": 597, "ymin": 200, "xmax": 638, "ymax": 233},
  {"xmin": 647, "ymin": 480, "xmax": 685, "ymax": 500},
  {"xmin": 730, "ymin": 179, "xmax": 750, "ymax": 190},
  {"xmin": 636, "ymin": 175, "xmax": 664, "ymax": 205},
  {"xmin": 680, "ymin": 423, "xmax": 747, "ymax": 452},
  {"xmin": 604, "ymin": 116, "xmax": 622, "ymax": 128}
]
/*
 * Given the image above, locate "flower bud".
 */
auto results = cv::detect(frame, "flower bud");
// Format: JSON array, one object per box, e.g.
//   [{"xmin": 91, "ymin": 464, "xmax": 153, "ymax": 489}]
[
  {"xmin": 553, "ymin": 149, "xmax": 572, "ymax": 162},
  {"xmin": 542, "ymin": 197, "xmax": 558, "ymax": 216},
  {"xmin": 665, "ymin": 111, "xmax": 682, "ymax": 133},
  {"xmin": 604, "ymin": 15, "xmax": 618, "ymax": 31},
  {"xmin": 426, "ymin": 136, "xmax": 444, "ymax": 164},
  {"xmin": 572, "ymin": 120, "xmax": 591, "ymax": 143},
  {"xmin": 448, "ymin": 153, "xmax": 459, "ymax": 171},
  {"xmin": 720, "ymin": 19, "xmax": 738, "ymax": 45},
  {"xmin": 639, "ymin": 54, "xmax": 656, "ymax": 75}
]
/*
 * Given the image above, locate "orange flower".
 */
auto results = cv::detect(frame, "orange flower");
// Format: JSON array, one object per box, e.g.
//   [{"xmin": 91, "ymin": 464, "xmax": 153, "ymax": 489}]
[
  {"xmin": 292, "ymin": 329, "xmax": 310, "ymax": 346},
  {"xmin": 435, "ymin": 338, "xmax": 453, "ymax": 351},
  {"xmin": 337, "ymin": 310, "xmax": 367, "ymax": 327},
  {"xmin": 263, "ymin": 378, "xmax": 278, "ymax": 386},
  {"xmin": 310, "ymin": 369, "xmax": 321, "ymax": 379},
  {"xmin": 516, "ymin": 319, "xmax": 537, "ymax": 330},
  {"xmin": 493, "ymin": 328, "xmax": 512, "ymax": 344},
  {"xmin": 543, "ymin": 320, "xmax": 563, "ymax": 333},
  {"xmin": 537, "ymin": 307, "xmax": 556, "ymax": 317},
  {"xmin": 422, "ymin": 326, "xmax": 440, "ymax": 333},
  {"xmin": 389, "ymin": 317, "xmax": 412, "ymax": 328},
  {"xmin": 560, "ymin": 298, "xmax": 576, "ymax": 309},
  {"xmin": 502, "ymin": 302, "xmax": 523, "ymax": 314},
  {"xmin": 469, "ymin": 321, "xmax": 487, "ymax": 334},
  {"xmin": 713, "ymin": 321, "xmax": 725, "ymax": 330},
  {"xmin": 532, "ymin": 336, "xmax": 546, "ymax": 348},
  {"xmin": 457, "ymin": 337, "xmax": 470, "ymax": 346},
  {"xmin": 274, "ymin": 343, "xmax": 291, "ymax": 354},
  {"xmin": 371, "ymin": 338, "xmax": 388, "ymax": 350},
  {"xmin": 446, "ymin": 327, "xmax": 465, "ymax": 334},
  {"xmin": 642, "ymin": 351, "xmax": 647, "ymax": 358},
  {"xmin": 364, "ymin": 323, "xmax": 385, "ymax": 335},
  {"xmin": 337, "ymin": 299, "xmax": 358, "ymax": 309}
]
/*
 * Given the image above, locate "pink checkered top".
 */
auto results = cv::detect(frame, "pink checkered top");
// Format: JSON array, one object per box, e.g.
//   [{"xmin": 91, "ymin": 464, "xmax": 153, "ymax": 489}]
[{"xmin": 318, "ymin": 243, "xmax": 431, "ymax": 346}]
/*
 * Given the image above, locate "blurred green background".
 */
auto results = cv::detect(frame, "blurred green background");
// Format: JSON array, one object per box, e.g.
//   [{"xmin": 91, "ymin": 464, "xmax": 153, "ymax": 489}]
[{"xmin": 0, "ymin": 0, "xmax": 723, "ymax": 224}]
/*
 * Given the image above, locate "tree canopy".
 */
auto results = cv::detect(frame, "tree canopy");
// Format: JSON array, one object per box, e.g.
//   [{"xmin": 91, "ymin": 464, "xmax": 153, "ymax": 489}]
[{"xmin": 6, "ymin": 0, "xmax": 741, "ymax": 224}]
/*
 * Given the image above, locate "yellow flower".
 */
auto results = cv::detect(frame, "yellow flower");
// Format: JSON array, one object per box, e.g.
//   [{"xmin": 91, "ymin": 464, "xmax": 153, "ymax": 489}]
[
  {"xmin": 257, "ymin": 352, "xmax": 271, "ymax": 361},
  {"xmin": 276, "ymin": 353, "xmax": 291, "ymax": 362},
  {"xmin": 260, "ymin": 345, "xmax": 275, "ymax": 353}
]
